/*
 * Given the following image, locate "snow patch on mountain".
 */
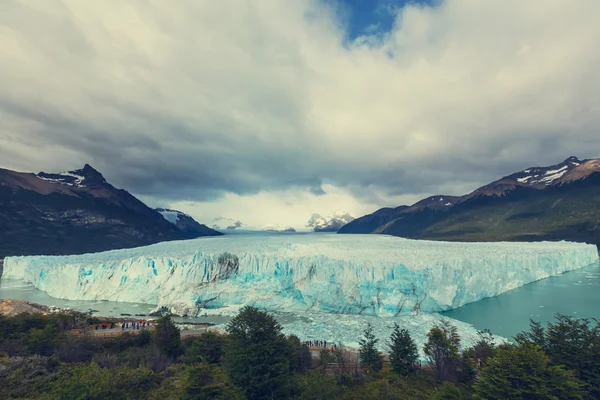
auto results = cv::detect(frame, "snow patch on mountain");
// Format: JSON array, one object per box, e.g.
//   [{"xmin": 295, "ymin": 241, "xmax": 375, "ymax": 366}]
[
  {"xmin": 37, "ymin": 171, "xmax": 87, "ymax": 188},
  {"xmin": 156, "ymin": 208, "xmax": 190, "ymax": 225},
  {"xmin": 511, "ymin": 157, "xmax": 582, "ymax": 186},
  {"xmin": 307, "ymin": 211, "xmax": 355, "ymax": 232}
]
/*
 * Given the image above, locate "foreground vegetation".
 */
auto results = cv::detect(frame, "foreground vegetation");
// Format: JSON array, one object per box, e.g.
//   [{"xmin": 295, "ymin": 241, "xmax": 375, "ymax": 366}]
[{"xmin": 1, "ymin": 308, "xmax": 599, "ymax": 399}]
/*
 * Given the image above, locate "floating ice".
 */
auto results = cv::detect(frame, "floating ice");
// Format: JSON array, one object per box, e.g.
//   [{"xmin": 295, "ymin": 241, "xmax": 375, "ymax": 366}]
[{"xmin": 3, "ymin": 235, "xmax": 598, "ymax": 317}]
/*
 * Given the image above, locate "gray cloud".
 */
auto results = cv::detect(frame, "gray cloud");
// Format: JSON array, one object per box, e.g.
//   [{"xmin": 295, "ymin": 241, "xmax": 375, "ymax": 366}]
[{"xmin": 1, "ymin": 0, "xmax": 600, "ymax": 213}]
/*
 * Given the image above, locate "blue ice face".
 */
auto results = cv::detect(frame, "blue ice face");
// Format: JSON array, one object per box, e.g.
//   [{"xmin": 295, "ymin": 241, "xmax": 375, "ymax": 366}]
[{"xmin": 3, "ymin": 235, "xmax": 598, "ymax": 317}]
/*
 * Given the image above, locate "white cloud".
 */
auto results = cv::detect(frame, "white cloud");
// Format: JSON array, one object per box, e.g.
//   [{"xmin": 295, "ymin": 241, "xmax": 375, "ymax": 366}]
[
  {"xmin": 1, "ymin": 0, "xmax": 599, "ymax": 224},
  {"xmin": 167, "ymin": 184, "xmax": 425, "ymax": 228}
]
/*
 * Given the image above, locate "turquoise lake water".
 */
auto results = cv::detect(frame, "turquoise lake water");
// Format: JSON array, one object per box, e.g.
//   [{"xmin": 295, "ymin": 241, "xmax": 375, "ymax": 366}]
[{"xmin": 442, "ymin": 261, "xmax": 600, "ymax": 338}]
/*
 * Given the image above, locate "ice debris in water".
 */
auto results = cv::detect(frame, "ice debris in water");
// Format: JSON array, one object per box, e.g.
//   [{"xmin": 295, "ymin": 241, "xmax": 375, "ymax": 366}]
[{"xmin": 3, "ymin": 234, "xmax": 598, "ymax": 318}]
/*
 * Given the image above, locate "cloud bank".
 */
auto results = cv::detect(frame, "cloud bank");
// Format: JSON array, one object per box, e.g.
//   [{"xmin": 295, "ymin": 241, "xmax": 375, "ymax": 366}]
[{"xmin": 1, "ymin": 0, "xmax": 599, "ymax": 225}]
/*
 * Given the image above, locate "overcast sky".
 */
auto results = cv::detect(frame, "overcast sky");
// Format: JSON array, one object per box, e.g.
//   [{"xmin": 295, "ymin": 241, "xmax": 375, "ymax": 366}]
[{"xmin": 1, "ymin": 0, "xmax": 599, "ymax": 227}]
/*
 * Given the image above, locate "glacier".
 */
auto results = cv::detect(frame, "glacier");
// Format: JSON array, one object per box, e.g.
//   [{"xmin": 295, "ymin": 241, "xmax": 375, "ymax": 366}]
[
  {"xmin": 203, "ymin": 311, "xmax": 506, "ymax": 360},
  {"xmin": 2, "ymin": 234, "xmax": 598, "ymax": 317}
]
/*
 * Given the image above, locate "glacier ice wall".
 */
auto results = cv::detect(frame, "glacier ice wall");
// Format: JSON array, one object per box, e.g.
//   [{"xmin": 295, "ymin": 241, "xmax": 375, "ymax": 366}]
[{"xmin": 3, "ymin": 235, "xmax": 598, "ymax": 317}]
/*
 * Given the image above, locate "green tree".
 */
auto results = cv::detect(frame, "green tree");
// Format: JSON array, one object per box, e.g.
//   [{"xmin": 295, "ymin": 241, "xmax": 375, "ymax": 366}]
[
  {"xmin": 285, "ymin": 335, "xmax": 312, "ymax": 373},
  {"xmin": 462, "ymin": 329, "xmax": 495, "ymax": 364},
  {"xmin": 461, "ymin": 329, "xmax": 496, "ymax": 382},
  {"xmin": 185, "ymin": 331, "xmax": 227, "ymax": 365},
  {"xmin": 182, "ymin": 363, "xmax": 244, "ymax": 400},
  {"xmin": 517, "ymin": 315, "xmax": 600, "ymax": 398},
  {"xmin": 358, "ymin": 323, "xmax": 383, "ymax": 373},
  {"xmin": 388, "ymin": 323, "xmax": 419, "ymax": 376},
  {"xmin": 153, "ymin": 315, "xmax": 181, "ymax": 358},
  {"xmin": 225, "ymin": 306, "xmax": 291, "ymax": 400},
  {"xmin": 474, "ymin": 342, "xmax": 585, "ymax": 399},
  {"xmin": 423, "ymin": 320, "xmax": 461, "ymax": 382}
]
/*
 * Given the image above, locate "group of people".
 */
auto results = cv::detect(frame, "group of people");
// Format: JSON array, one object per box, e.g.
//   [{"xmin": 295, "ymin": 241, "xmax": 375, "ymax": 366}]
[
  {"xmin": 305, "ymin": 340, "xmax": 335, "ymax": 349},
  {"xmin": 92, "ymin": 320, "xmax": 153, "ymax": 331},
  {"xmin": 94, "ymin": 322, "xmax": 115, "ymax": 330},
  {"xmin": 121, "ymin": 320, "xmax": 152, "ymax": 331}
]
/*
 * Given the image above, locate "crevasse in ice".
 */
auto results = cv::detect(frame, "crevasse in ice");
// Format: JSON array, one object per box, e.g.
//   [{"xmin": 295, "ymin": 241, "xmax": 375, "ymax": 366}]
[{"xmin": 3, "ymin": 234, "xmax": 598, "ymax": 317}]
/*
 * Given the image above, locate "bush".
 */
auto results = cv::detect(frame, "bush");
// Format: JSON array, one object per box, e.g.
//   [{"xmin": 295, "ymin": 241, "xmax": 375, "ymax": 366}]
[
  {"xmin": 93, "ymin": 352, "xmax": 118, "ymax": 369},
  {"xmin": 47, "ymin": 363, "xmax": 160, "ymax": 399},
  {"xmin": 56, "ymin": 336, "xmax": 95, "ymax": 363},
  {"xmin": 27, "ymin": 325, "xmax": 60, "ymax": 356},
  {"xmin": 182, "ymin": 363, "xmax": 244, "ymax": 400}
]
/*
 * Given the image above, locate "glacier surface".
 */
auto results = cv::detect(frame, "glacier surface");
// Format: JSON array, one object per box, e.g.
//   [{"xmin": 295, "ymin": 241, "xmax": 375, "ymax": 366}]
[
  {"xmin": 201, "ymin": 311, "xmax": 506, "ymax": 361},
  {"xmin": 2, "ymin": 234, "xmax": 598, "ymax": 317}
]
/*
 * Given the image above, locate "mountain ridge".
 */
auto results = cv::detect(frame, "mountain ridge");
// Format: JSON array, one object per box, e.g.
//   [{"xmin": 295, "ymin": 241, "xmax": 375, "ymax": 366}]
[
  {"xmin": 339, "ymin": 156, "xmax": 600, "ymax": 245},
  {"xmin": 155, "ymin": 208, "xmax": 218, "ymax": 237},
  {"xmin": 0, "ymin": 165, "xmax": 221, "ymax": 259}
]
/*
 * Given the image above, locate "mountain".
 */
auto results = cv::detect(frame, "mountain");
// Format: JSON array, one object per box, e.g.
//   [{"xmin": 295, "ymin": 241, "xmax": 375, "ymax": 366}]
[
  {"xmin": 263, "ymin": 225, "xmax": 296, "ymax": 232},
  {"xmin": 0, "ymin": 164, "xmax": 221, "ymax": 259},
  {"xmin": 155, "ymin": 208, "xmax": 218, "ymax": 237},
  {"xmin": 457, "ymin": 156, "xmax": 584, "ymax": 202},
  {"xmin": 307, "ymin": 211, "xmax": 355, "ymax": 232},
  {"xmin": 339, "ymin": 157, "xmax": 600, "ymax": 245},
  {"xmin": 211, "ymin": 217, "xmax": 245, "ymax": 230}
]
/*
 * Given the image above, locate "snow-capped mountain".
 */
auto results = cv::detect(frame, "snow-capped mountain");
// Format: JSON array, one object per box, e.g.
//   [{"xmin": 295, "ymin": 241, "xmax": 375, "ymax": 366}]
[
  {"xmin": 36, "ymin": 165, "xmax": 107, "ymax": 188},
  {"xmin": 512, "ymin": 156, "xmax": 582, "ymax": 185},
  {"xmin": 340, "ymin": 156, "xmax": 600, "ymax": 245},
  {"xmin": 263, "ymin": 225, "xmax": 296, "ymax": 233},
  {"xmin": 156, "ymin": 208, "xmax": 218, "ymax": 237},
  {"xmin": 461, "ymin": 156, "xmax": 588, "ymax": 201},
  {"xmin": 307, "ymin": 211, "xmax": 355, "ymax": 232},
  {"xmin": 211, "ymin": 217, "xmax": 245, "ymax": 230},
  {"xmin": 0, "ymin": 164, "xmax": 221, "ymax": 259}
]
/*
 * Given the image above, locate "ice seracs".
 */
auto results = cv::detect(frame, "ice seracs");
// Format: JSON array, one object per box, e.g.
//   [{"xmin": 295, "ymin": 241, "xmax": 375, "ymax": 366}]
[{"xmin": 3, "ymin": 235, "xmax": 598, "ymax": 318}]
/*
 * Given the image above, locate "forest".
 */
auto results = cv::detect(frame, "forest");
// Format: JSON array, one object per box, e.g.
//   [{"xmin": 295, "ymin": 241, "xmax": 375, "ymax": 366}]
[{"xmin": 1, "ymin": 307, "xmax": 599, "ymax": 399}]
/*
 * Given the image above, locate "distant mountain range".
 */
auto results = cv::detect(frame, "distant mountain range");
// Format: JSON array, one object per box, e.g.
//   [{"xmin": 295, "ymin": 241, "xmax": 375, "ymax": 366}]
[
  {"xmin": 210, "ymin": 217, "xmax": 296, "ymax": 232},
  {"xmin": 263, "ymin": 225, "xmax": 297, "ymax": 233},
  {"xmin": 0, "ymin": 164, "xmax": 221, "ymax": 259},
  {"xmin": 339, "ymin": 157, "xmax": 600, "ymax": 246},
  {"xmin": 307, "ymin": 212, "xmax": 355, "ymax": 232},
  {"xmin": 211, "ymin": 217, "xmax": 245, "ymax": 230}
]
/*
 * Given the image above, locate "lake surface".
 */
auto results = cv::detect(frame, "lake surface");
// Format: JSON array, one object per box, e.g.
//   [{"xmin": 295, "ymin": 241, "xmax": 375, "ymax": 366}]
[
  {"xmin": 2, "ymin": 260, "xmax": 599, "ymax": 339},
  {"xmin": 442, "ymin": 261, "xmax": 600, "ymax": 338}
]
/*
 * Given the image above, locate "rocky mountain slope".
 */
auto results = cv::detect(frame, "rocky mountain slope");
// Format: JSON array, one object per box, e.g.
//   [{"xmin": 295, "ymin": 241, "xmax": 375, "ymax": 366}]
[
  {"xmin": 307, "ymin": 212, "xmax": 355, "ymax": 232},
  {"xmin": 339, "ymin": 157, "xmax": 600, "ymax": 245},
  {"xmin": 0, "ymin": 165, "xmax": 221, "ymax": 259},
  {"xmin": 155, "ymin": 208, "xmax": 219, "ymax": 237}
]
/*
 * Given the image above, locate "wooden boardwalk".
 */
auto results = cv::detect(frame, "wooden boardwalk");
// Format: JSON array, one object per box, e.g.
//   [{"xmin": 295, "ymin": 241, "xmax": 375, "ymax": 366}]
[{"xmin": 71, "ymin": 325, "xmax": 217, "ymax": 339}]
